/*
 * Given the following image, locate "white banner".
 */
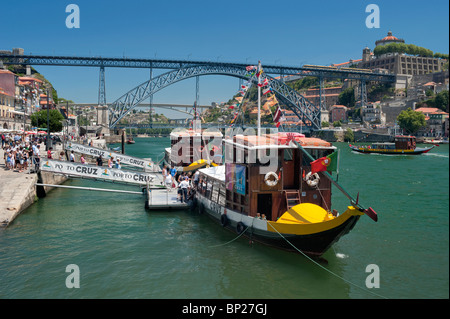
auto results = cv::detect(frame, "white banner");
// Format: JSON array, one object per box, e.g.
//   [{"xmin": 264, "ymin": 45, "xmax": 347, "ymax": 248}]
[
  {"xmin": 65, "ymin": 142, "xmax": 160, "ymax": 172},
  {"xmin": 40, "ymin": 159, "xmax": 164, "ymax": 186}
]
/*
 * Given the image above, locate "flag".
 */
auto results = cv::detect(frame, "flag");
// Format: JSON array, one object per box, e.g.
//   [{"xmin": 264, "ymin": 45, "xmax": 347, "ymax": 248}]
[
  {"xmin": 310, "ymin": 152, "xmax": 338, "ymax": 174},
  {"xmin": 263, "ymin": 87, "xmax": 272, "ymax": 95},
  {"xmin": 267, "ymin": 94, "xmax": 278, "ymax": 105},
  {"xmin": 256, "ymin": 68, "xmax": 263, "ymax": 78},
  {"xmin": 241, "ymin": 85, "xmax": 248, "ymax": 91},
  {"xmin": 273, "ymin": 105, "xmax": 286, "ymax": 128},
  {"xmin": 246, "ymin": 65, "xmax": 257, "ymax": 71}
]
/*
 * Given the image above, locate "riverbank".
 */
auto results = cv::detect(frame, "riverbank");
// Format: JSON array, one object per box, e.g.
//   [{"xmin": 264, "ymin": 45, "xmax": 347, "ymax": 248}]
[{"xmin": 0, "ymin": 144, "xmax": 67, "ymax": 227}]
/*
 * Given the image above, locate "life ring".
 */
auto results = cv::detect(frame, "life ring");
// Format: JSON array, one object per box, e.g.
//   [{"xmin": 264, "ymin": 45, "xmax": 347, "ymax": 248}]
[
  {"xmin": 220, "ymin": 214, "xmax": 229, "ymax": 227},
  {"xmin": 236, "ymin": 221, "xmax": 246, "ymax": 234},
  {"xmin": 304, "ymin": 172, "xmax": 320, "ymax": 187},
  {"xmin": 264, "ymin": 171, "xmax": 279, "ymax": 187}
]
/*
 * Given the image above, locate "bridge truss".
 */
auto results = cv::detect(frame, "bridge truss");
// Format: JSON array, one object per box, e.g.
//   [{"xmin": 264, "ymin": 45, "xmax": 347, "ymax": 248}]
[
  {"xmin": 108, "ymin": 64, "xmax": 322, "ymax": 130},
  {"xmin": 0, "ymin": 54, "xmax": 396, "ymax": 131}
]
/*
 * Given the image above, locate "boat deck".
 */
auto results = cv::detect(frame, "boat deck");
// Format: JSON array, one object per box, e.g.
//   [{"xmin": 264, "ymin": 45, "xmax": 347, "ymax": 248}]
[{"xmin": 146, "ymin": 188, "xmax": 190, "ymax": 210}]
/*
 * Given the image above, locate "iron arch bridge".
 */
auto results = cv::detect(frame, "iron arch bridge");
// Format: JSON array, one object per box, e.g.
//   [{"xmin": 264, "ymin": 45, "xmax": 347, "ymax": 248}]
[{"xmin": 109, "ymin": 64, "xmax": 321, "ymax": 130}]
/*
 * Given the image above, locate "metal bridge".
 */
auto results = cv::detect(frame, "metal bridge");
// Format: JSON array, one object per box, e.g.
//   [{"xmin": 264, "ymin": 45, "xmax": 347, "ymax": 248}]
[{"xmin": 1, "ymin": 53, "xmax": 396, "ymax": 131}]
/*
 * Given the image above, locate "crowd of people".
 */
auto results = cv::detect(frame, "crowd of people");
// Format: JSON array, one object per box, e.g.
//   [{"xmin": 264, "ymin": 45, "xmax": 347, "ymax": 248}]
[
  {"xmin": 1, "ymin": 133, "xmax": 45, "ymax": 173},
  {"xmin": 161, "ymin": 164, "xmax": 199, "ymax": 203}
]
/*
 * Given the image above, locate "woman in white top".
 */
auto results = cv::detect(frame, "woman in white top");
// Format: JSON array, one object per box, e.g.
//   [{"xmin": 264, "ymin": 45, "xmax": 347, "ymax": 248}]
[{"xmin": 164, "ymin": 173, "xmax": 173, "ymax": 189}]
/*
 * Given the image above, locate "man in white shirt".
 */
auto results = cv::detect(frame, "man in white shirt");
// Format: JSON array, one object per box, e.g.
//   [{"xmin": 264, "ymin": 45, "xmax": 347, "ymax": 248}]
[{"xmin": 179, "ymin": 177, "xmax": 190, "ymax": 203}]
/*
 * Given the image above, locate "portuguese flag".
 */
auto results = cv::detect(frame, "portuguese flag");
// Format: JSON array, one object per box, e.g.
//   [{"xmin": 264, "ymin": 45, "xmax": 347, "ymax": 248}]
[{"xmin": 310, "ymin": 151, "xmax": 338, "ymax": 174}]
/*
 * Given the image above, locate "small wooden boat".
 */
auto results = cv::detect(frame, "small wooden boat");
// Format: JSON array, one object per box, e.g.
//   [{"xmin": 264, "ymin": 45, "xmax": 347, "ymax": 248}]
[{"xmin": 349, "ymin": 135, "xmax": 435, "ymax": 155}]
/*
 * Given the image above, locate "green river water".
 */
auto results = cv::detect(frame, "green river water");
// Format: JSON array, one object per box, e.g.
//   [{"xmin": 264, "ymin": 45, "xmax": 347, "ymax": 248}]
[{"xmin": 0, "ymin": 138, "xmax": 448, "ymax": 299}]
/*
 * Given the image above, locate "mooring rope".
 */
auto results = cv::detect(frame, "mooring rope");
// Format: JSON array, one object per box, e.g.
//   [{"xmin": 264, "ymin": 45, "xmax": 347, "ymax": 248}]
[
  {"xmin": 266, "ymin": 222, "xmax": 388, "ymax": 299},
  {"xmin": 209, "ymin": 225, "xmax": 250, "ymax": 248}
]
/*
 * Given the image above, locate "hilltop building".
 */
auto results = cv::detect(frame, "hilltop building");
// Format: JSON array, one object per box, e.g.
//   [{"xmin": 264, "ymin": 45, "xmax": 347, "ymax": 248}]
[{"xmin": 358, "ymin": 31, "xmax": 446, "ymax": 76}]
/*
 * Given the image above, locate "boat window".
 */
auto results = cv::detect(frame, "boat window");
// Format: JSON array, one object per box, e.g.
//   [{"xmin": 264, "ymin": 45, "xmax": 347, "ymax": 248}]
[
  {"xmin": 218, "ymin": 185, "xmax": 226, "ymax": 206},
  {"xmin": 284, "ymin": 149, "xmax": 293, "ymax": 161},
  {"xmin": 211, "ymin": 180, "xmax": 219, "ymax": 203},
  {"xmin": 206, "ymin": 179, "xmax": 213, "ymax": 199}
]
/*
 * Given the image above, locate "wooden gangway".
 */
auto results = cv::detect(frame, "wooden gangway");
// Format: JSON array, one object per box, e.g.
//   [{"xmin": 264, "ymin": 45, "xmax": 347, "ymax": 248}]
[{"xmin": 39, "ymin": 159, "xmax": 191, "ymax": 210}]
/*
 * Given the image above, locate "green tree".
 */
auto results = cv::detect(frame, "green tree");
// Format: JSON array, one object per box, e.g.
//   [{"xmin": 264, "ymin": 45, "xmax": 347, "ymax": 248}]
[
  {"xmin": 338, "ymin": 87, "xmax": 355, "ymax": 107},
  {"xmin": 344, "ymin": 128, "xmax": 354, "ymax": 142},
  {"xmin": 396, "ymin": 108, "xmax": 426, "ymax": 135},
  {"xmin": 31, "ymin": 109, "xmax": 64, "ymax": 132},
  {"xmin": 434, "ymin": 90, "xmax": 449, "ymax": 111}
]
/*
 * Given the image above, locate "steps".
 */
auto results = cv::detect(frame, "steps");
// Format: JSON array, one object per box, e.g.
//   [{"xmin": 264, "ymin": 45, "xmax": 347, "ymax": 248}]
[{"xmin": 284, "ymin": 190, "xmax": 300, "ymax": 210}]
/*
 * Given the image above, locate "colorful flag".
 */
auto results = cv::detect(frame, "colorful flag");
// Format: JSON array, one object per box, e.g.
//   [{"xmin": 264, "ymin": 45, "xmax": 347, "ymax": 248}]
[
  {"xmin": 246, "ymin": 65, "xmax": 257, "ymax": 71},
  {"xmin": 310, "ymin": 152, "xmax": 338, "ymax": 174},
  {"xmin": 256, "ymin": 68, "xmax": 263, "ymax": 78},
  {"xmin": 272, "ymin": 105, "xmax": 286, "ymax": 128},
  {"xmin": 267, "ymin": 94, "xmax": 278, "ymax": 107},
  {"xmin": 263, "ymin": 87, "xmax": 272, "ymax": 95}
]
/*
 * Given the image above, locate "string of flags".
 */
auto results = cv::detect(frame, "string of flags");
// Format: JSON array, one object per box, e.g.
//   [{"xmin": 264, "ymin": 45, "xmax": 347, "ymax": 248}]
[
  {"xmin": 254, "ymin": 65, "xmax": 286, "ymax": 128},
  {"xmin": 225, "ymin": 63, "xmax": 287, "ymax": 128}
]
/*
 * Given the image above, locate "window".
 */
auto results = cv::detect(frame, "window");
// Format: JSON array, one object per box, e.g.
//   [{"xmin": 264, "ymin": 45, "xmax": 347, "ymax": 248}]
[
  {"xmin": 211, "ymin": 180, "xmax": 219, "ymax": 203},
  {"xmin": 284, "ymin": 149, "xmax": 293, "ymax": 161},
  {"xmin": 218, "ymin": 185, "xmax": 226, "ymax": 206},
  {"xmin": 206, "ymin": 178, "xmax": 212, "ymax": 199}
]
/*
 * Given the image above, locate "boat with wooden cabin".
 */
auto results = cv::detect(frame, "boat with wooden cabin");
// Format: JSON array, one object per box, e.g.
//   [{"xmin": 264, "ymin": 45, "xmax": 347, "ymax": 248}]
[
  {"xmin": 193, "ymin": 132, "xmax": 377, "ymax": 257},
  {"xmin": 164, "ymin": 128, "xmax": 223, "ymax": 172},
  {"xmin": 349, "ymin": 135, "xmax": 435, "ymax": 155}
]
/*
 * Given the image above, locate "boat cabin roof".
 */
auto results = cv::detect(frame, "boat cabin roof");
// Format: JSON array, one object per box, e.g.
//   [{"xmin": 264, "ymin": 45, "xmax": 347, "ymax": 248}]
[
  {"xmin": 170, "ymin": 129, "xmax": 222, "ymax": 138},
  {"xmin": 225, "ymin": 132, "xmax": 335, "ymax": 150},
  {"xmin": 199, "ymin": 165, "xmax": 225, "ymax": 182}
]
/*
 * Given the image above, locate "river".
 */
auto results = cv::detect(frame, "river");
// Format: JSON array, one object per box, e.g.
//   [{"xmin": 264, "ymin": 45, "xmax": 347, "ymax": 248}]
[{"xmin": 0, "ymin": 138, "xmax": 448, "ymax": 299}]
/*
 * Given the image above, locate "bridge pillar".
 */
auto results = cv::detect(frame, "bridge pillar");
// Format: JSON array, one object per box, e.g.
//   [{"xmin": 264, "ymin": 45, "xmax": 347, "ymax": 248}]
[
  {"xmin": 98, "ymin": 66, "xmax": 106, "ymax": 106},
  {"xmin": 319, "ymin": 76, "xmax": 326, "ymax": 110},
  {"xmin": 360, "ymin": 80, "xmax": 367, "ymax": 108},
  {"xmin": 97, "ymin": 105, "xmax": 109, "ymax": 127}
]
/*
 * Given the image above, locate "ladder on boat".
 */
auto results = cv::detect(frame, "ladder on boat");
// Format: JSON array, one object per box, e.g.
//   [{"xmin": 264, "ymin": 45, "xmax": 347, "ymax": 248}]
[{"xmin": 284, "ymin": 190, "xmax": 301, "ymax": 210}]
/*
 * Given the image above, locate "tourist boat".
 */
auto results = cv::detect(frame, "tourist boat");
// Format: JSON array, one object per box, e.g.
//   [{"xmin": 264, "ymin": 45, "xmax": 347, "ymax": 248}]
[
  {"xmin": 349, "ymin": 135, "xmax": 435, "ymax": 155},
  {"xmin": 423, "ymin": 138, "xmax": 447, "ymax": 144},
  {"xmin": 189, "ymin": 62, "xmax": 377, "ymax": 257},
  {"xmin": 164, "ymin": 127, "xmax": 223, "ymax": 171},
  {"xmin": 193, "ymin": 132, "xmax": 377, "ymax": 257}
]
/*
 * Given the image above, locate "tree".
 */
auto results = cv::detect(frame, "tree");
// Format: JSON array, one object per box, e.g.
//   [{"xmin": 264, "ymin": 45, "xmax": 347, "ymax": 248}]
[
  {"xmin": 396, "ymin": 108, "xmax": 426, "ymax": 135},
  {"xmin": 31, "ymin": 109, "xmax": 64, "ymax": 132},
  {"xmin": 344, "ymin": 128, "xmax": 354, "ymax": 142},
  {"xmin": 434, "ymin": 90, "xmax": 449, "ymax": 112},
  {"xmin": 338, "ymin": 87, "xmax": 355, "ymax": 108}
]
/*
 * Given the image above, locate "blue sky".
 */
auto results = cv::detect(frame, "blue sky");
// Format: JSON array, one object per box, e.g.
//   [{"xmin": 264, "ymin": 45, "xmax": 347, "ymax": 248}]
[{"xmin": 1, "ymin": 0, "xmax": 449, "ymax": 112}]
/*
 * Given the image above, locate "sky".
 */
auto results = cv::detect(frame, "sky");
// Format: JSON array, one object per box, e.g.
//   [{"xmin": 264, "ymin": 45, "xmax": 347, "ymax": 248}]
[{"xmin": 1, "ymin": 0, "xmax": 449, "ymax": 115}]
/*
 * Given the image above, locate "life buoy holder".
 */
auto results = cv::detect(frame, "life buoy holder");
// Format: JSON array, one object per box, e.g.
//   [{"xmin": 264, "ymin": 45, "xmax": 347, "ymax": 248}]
[
  {"xmin": 264, "ymin": 171, "xmax": 279, "ymax": 187},
  {"xmin": 220, "ymin": 214, "xmax": 228, "ymax": 227},
  {"xmin": 236, "ymin": 221, "xmax": 246, "ymax": 234},
  {"xmin": 304, "ymin": 172, "xmax": 320, "ymax": 187}
]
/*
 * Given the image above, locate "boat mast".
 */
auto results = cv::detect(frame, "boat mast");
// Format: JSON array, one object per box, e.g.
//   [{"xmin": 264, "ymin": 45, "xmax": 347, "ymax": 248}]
[{"xmin": 257, "ymin": 60, "xmax": 261, "ymax": 137}]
